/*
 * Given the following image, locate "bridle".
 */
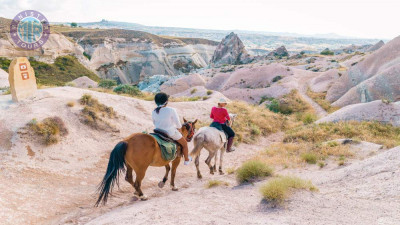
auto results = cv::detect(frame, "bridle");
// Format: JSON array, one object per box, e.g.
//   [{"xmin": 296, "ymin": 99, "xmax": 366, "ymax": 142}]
[{"xmin": 183, "ymin": 122, "xmax": 196, "ymax": 142}]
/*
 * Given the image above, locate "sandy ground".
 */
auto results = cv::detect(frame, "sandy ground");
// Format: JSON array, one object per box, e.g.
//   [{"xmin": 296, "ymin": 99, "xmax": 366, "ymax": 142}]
[{"xmin": 1, "ymin": 87, "xmax": 399, "ymax": 225}]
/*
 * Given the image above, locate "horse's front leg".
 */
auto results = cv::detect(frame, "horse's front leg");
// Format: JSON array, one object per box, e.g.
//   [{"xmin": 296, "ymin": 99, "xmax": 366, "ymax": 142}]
[
  {"xmin": 170, "ymin": 157, "xmax": 181, "ymax": 191},
  {"xmin": 158, "ymin": 164, "xmax": 170, "ymax": 188}
]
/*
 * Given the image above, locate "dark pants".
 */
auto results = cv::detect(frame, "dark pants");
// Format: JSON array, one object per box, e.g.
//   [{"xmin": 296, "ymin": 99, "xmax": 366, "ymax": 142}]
[
  {"xmin": 210, "ymin": 122, "xmax": 235, "ymax": 138},
  {"xmin": 221, "ymin": 124, "xmax": 235, "ymax": 138}
]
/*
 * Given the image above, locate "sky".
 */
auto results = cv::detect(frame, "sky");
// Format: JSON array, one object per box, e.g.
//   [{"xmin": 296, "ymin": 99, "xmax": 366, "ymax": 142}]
[{"xmin": 0, "ymin": 0, "xmax": 398, "ymax": 39}]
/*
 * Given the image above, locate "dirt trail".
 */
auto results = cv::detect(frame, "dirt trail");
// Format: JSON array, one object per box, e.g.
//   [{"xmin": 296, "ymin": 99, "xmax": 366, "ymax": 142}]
[
  {"xmin": 54, "ymin": 134, "xmax": 284, "ymax": 224},
  {"xmin": 289, "ymin": 69, "xmax": 328, "ymax": 117}
]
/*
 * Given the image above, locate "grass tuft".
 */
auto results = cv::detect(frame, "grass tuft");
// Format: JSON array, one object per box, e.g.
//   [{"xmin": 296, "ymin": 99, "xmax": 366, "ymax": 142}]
[
  {"xmin": 27, "ymin": 117, "xmax": 68, "ymax": 145},
  {"xmin": 236, "ymin": 160, "xmax": 273, "ymax": 183},
  {"xmin": 79, "ymin": 94, "xmax": 118, "ymax": 131},
  {"xmin": 260, "ymin": 176, "xmax": 318, "ymax": 205},
  {"xmin": 301, "ymin": 152, "xmax": 317, "ymax": 164},
  {"xmin": 66, "ymin": 101, "xmax": 75, "ymax": 107},
  {"xmin": 205, "ymin": 180, "xmax": 229, "ymax": 188}
]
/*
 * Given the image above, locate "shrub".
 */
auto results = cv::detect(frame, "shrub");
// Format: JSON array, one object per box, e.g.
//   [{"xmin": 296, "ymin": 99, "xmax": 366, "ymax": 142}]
[
  {"xmin": 236, "ymin": 160, "xmax": 273, "ymax": 183},
  {"xmin": 27, "ymin": 117, "xmax": 68, "ymax": 145},
  {"xmin": 205, "ymin": 180, "xmax": 229, "ymax": 188},
  {"xmin": 301, "ymin": 153, "xmax": 317, "ymax": 164},
  {"xmin": 202, "ymin": 96, "xmax": 210, "ymax": 100},
  {"xmin": 71, "ymin": 22, "xmax": 77, "ymax": 27},
  {"xmin": 206, "ymin": 90, "xmax": 213, "ymax": 95},
  {"xmin": 260, "ymin": 176, "xmax": 317, "ymax": 205},
  {"xmin": 29, "ymin": 56, "xmax": 99, "ymax": 86},
  {"xmin": 190, "ymin": 88, "xmax": 197, "ymax": 94},
  {"xmin": 272, "ymin": 76, "xmax": 283, "ymax": 82},
  {"xmin": 83, "ymin": 51, "xmax": 91, "ymax": 60},
  {"xmin": 98, "ymin": 79, "xmax": 117, "ymax": 89},
  {"xmin": 302, "ymin": 113, "xmax": 317, "ymax": 125},
  {"xmin": 267, "ymin": 90, "xmax": 314, "ymax": 116},
  {"xmin": 267, "ymin": 99, "xmax": 280, "ymax": 113},
  {"xmin": 113, "ymin": 84, "xmax": 142, "ymax": 96},
  {"xmin": 318, "ymin": 161, "xmax": 325, "ymax": 168},
  {"xmin": 227, "ymin": 101, "xmax": 289, "ymax": 143},
  {"xmin": 320, "ymin": 48, "xmax": 334, "ymax": 56},
  {"xmin": 79, "ymin": 94, "xmax": 118, "ymax": 131}
]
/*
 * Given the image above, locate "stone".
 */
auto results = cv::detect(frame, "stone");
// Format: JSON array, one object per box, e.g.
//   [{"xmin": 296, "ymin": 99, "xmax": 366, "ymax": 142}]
[
  {"xmin": 210, "ymin": 32, "xmax": 252, "ymax": 66},
  {"xmin": 8, "ymin": 57, "xmax": 37, "ymax": 102}
]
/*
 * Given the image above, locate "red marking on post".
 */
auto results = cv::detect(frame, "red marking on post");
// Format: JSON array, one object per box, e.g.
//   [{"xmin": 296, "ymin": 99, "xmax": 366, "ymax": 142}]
[
  {"xmin": 21, "ymin": 72, "xmax": 29, "ymax": 80},
  {"xmin": 19, "ymin": 63, "xmax": 28, "ymax": 71}
]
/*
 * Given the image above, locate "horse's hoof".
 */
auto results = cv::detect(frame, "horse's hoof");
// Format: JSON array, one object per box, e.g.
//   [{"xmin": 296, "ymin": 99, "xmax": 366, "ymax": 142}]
[
  {"xmin": 171, "ymin": 186, "xmax": 179, "ymax": 191},
  {"xmin": 134, "ymin": 191, "xmax": 139, "ymax": 196},
  {"xmin": 139, "ymin": 195, "xmax": 148, "ymax": 201},
  {"xmin": 210, "ymin": 171, "xmax": 214, "ymax": 175},
  {"xmin": 158, "ymin": 181, "xmax": 165, "ymax": 188},
  {"xmin": 219, "ymin": 171, "xmax": 225, "ymax": 175},
  {"xmin": 197, "ymin": 174, "xmax": 203, "ymax": 179}
]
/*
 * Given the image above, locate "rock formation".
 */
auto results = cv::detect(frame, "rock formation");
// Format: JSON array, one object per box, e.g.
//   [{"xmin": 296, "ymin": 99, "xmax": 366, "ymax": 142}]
[
  {"xmin": 366, "ymin": 40, "xmax": 384, "ymax": 52},
  {"xmin": 317, "ymin": 100, "xmax": 400, "ymax": 126},
  {"xmin": 268, "ymin": 46, "xmax": 289, "ymax": 57},
  {"xmin": 327, "ymin": 35, "xmax": 400, "ymax": 106},
  {"xmin": 210, "ymin": 32, "xmax": 251, "ymax": 66}
]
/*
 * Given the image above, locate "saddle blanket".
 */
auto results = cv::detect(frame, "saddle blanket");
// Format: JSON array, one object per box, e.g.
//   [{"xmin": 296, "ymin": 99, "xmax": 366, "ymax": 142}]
[{"xmin": 150, "ymin": 133, "xmax": 177, "ymax": 161}]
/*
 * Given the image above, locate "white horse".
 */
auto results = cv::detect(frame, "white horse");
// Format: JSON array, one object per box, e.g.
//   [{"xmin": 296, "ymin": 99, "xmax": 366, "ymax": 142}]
[{"xmin": 190, "ymin": 114, "xmax": 236, "ymax": 179}]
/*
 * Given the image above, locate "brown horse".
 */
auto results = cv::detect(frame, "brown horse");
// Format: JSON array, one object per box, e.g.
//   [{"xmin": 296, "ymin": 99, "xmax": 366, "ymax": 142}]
[{"xmin": 95, "ymin": 119, "xmax": 197, "ymax": 206}]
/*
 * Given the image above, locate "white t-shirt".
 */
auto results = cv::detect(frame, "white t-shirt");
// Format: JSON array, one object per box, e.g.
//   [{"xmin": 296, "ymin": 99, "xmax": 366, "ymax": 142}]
[{"xmin": 152, "ymin": 107, "xmax": 182, "ymax": 139}]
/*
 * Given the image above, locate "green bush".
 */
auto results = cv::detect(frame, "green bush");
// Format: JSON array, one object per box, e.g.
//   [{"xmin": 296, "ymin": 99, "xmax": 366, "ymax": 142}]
[
  {"xmin": 71, "ymin": 22, "xmax": 78, "ymax": 27},
  {"xmin": 267, "ymin": 99, "xmax": 280, "ymax": 113},
  {"xmin": 301, "ymin": 152, "xmax": 317, "ymax": 164},
  {"xmin": 272, "ymin": 76, "xmax": 283, "ymax": 82},
  {"xmin": 320, "ymin": 48, "xmax": 334, "ymax": 56},
  {"xmin": 113, "ymin": 84, "xmax": 142, "ymax": 96},
  {"xmin": 236, "ymin": 160, "xmax": 273, "ymax": 183},
  {"xmin": 206, "ymin": 90, "xmax": 213, "ymax": 95},
  {"xmin": 83, "ymin": 52, "xmax": 91, "ymax": 60},
  {"xmin": 302, "ymin": 113, "xmax": 317, "ymax": 125},
  {"xmin": 98, "ymin": 79, "xmax": 117, "ymax": 89}
]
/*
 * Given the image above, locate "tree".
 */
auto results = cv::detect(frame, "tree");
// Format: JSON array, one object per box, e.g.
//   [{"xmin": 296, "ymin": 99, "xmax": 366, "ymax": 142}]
[{"xmin": 71, "ymin": 22, "xmax": 78, "ymax": 28}]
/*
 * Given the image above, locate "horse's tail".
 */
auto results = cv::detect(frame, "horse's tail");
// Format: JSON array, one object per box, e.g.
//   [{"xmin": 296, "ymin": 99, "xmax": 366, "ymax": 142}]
[
  {"xmin": 95, "ymin": 141, "xmax": 128, "ymax": 206},
  {"xmin": 190, "ymin": 134, "xmax": 204, "ymax": 157}
]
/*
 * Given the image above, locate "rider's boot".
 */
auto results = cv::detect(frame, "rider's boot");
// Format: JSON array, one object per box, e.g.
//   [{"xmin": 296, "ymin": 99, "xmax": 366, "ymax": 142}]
[{"xmin": 226, "ymin": 137, "xmax": 236, "ymax": 153}]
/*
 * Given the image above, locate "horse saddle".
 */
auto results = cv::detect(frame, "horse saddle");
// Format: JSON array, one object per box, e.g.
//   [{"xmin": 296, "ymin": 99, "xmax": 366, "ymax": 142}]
[{"xmin": 151, "ymin": 129, "xmax": 176, "ymax": 143}]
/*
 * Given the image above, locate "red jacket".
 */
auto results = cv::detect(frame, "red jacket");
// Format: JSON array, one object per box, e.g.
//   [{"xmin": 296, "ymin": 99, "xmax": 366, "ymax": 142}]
[{"xmin": 210, "ymin": 107, "xmax": 230, "ymax": 124}]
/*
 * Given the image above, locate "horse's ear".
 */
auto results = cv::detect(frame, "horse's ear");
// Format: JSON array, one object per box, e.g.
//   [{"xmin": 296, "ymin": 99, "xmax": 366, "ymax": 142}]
[
  {"xmin": 193, "ymin": 119, "xmax": 198, "ymax": 124},
  {"xmin": 183, "ymin": 118, "xmax": 187, "ymax": 123}
]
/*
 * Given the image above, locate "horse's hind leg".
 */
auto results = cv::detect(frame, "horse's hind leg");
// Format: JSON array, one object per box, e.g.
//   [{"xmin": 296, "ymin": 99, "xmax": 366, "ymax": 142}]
[
  {"xmin": 213, "ymin": 151, "xmax": 218, "ymax": 172},
  {"xmin": 133, "ymin": 166, "xmax": 148, "ymax": 200},
  {"xmin": 219, "ymin": 147, "xmax": 225, "ymax": 175},
  {"xmin": 125, "ymin": 165, "xmax": 135, "ymax": 188},
  {"xmin": 195, "ymin": 154, "xmax": 202, "ymax": 179},
  {"xmin": 170, "ymin": 157, "xmax": 181, "ymax": 191},
  {"xmin": 205, "ymin": 151, "xmax": 216, "ymax": 175},
  {"xmin": 158, "ymin": 164, "xmax": 170, "ymax": 188}
]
